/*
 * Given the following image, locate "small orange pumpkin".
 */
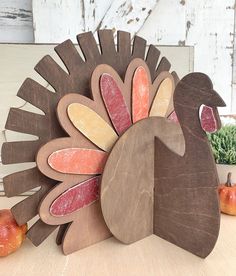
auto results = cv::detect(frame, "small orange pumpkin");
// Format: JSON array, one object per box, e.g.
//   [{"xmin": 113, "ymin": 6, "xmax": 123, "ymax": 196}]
[
  {"xmin": 218, "ymin": 172, "xmax": 236, "ymax": 215},
  {"xmin": 0, "ymin": 209, "xmax": 27, "ymax": 257}
]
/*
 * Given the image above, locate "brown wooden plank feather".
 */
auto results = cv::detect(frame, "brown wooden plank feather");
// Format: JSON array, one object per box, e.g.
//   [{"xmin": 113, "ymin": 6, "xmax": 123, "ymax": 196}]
[
  {"xmin": 6, "ymin": 108, "xmax": 47, "ymax": 137},
  {"xmin": 27, "ymin": 220, "xmax": 58, "ymax": 247},
  {"xmin": 17, "ymin": 78, "xmax": 54, "ymax": 113},
  {"xmin": 35, "ymin": 55, "xmax": 72, "ymax": 93},
  {"xmin": 77, "ymin": 31, "xmax": 100, "ymax": 62},
  {"xmin": 132, "ymin": 35, "xmax": 146, "ymax": 60},
  {"xmin": 55, "ymin": 40, "xmax": 84, "ymax": 73},
  {"xmin": 98, "ymin": 29, "xmax": 117, "ymax": 58},
  {"xmin": 155, "ymin": 57, "xmax": 171, "ymax": 78},
  {"xmin": 146, "ymin": 45, "xmax": 161, "ymax": 81},
  {"xmin": 1, "ymin": 141, "xmax": 42, "ymax": 164},
  {"xmin": 3, "ymin": 168, "xmax": 54, "ymax": 197},
  {"xmin": 117, "ymin": 31, "xmax": 131, "ymax": 79},
  {"xmin": 171, "ymin": 71, "xmax": 180, "ymax": 86},
  {"xmin": 11, "ymin": 180, "xmax": 53, "ymax": 225}
]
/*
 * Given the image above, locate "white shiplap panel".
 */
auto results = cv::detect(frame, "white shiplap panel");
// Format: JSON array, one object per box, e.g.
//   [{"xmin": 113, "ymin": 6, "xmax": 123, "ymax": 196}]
[
  {"xmin": 33, "ymin": 0, "xmax": 159, "ymax": 42},
  {"xmin": 138, "ymin": 0, "xmax": 235, "ymax": 114},
  {"xmin": 0, "ymin": 0, "xmax": 33, "ymax": 43}
]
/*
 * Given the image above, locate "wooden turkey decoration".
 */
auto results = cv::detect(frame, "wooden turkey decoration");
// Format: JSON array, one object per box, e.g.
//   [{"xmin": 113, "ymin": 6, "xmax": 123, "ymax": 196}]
[{"xmin": 1, "ymin": 30, "xmax": 225, "ymax": 257}]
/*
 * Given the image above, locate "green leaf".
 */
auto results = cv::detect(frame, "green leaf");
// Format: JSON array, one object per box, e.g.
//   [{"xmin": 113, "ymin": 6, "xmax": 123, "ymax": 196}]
[{"xmin": 207, "ymin": 125, "xmax": 236, "ymax": 165}]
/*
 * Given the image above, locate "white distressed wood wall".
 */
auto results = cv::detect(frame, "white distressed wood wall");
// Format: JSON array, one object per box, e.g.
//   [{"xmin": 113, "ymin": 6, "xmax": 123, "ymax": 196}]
[
  {"xmin": 0, "ymin": 0, "xmax": 33, "ymax": 43},
  {"xmin": 138, "ymin": 0, "xmax": 235, "ymax": 114},
  {"xmin": 0, "ymin": 0, "xmax": 235, "ymax": 114}
]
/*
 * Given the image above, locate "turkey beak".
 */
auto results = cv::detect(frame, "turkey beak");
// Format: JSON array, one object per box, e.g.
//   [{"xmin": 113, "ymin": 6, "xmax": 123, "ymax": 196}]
[{"xmin": 206, "ymin": 90, "xmax": 226, "ymax": 107}]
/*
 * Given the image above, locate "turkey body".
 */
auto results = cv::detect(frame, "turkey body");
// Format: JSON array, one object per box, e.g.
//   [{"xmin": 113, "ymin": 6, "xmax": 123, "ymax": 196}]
[
  {"xmin": 101, "ymin": 73, "xmax": 223, "ymax": 258},
  {"xmin": 154, "ymin": 122, "xmax": 220, "ymax": 258},
  {"xmin": 101, "ymin": 117, "xmax": 184, "ymax": 244},
  {"xmin": 101, "ymin": 115, "xmax": 220, "ymax": 258}
]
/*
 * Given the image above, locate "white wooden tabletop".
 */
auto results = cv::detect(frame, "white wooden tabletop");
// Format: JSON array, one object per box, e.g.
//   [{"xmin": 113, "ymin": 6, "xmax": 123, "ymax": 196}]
[{"xmin": 0, "ymin": 196, "xmax": 236, "ymax": 276}]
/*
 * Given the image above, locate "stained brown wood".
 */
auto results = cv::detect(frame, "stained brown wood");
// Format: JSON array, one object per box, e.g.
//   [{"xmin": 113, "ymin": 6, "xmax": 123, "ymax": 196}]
[
  {"xmin": 27, "ymin": 219, "xmax": 58, "ymax": 247},
  {"xmin": 36, "ymin": 58, "xmax": 175, "ymax": 254},
  {"xmin": 154, "ymin": 73, "xmax": 225, "ymax": 258},
  {"xmin": 101, "ymin": 117, "xmax": 184, "ymax": 244},
  {"xmin": 36, "ymin": 92, "xmax": 112, "ymax": 254},
  {"xmin": 155, "ymin": 57, "xmax": 171, "ymax": 78},
  {"xmin": 39, "ymin": 177, "xmax": 111, "ymax": 254},
  {"xmin": 1, "ymin": 30, "xmax": 177, "ymax": 249},
  {"xmin": 61, "ymin": 202, "xmax": 110, "ymax": 255},
  {"xmin": 146, "ymin": 45, "xmax": 161, "ymax": 81},
  {"xmin": 101, "ymin": 73, "xmax": 224, "ymax": 258}
]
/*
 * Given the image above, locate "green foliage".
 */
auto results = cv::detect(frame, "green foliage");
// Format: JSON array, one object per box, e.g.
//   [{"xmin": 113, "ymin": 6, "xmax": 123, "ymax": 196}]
[{"xmin": 207, "ymin": 125, "xmax": 236, "ymax": 165}]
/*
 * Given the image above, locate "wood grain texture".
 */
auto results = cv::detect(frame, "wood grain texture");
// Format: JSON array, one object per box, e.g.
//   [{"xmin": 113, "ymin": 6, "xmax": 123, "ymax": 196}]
[
  {"xmin": 1, "ymin": 196, "xmax": 236, "ymax": 276},
  {"xmin": 101, "ymin": 72, "xmax": 225, "ymax": 257},
  {"xmin": 36, "ymin": 92, "xmax": 113, "ymax": 254},
  {"xmin": 36, "ymin": 56, "xmax": 176, "ymax": 254},
  {"xmin": 1, "ymin": 31, "xmax": 149, "ymax": 245},
  {"xmin": 39, "ymin": 178, "xmax": 111, "ymax": 255},
  {"xmin": 0, "ymin": 43, "xmax": 192, "ymax": 136},
  {"xmin": 1, "ymin": 32, "xmax": 193, "ymax": 252},
  {"xmin": 101, "ymin": 117, "xmax": 184, "ymax": 244},
  {"xmin": 154, "ymin": 73, "xmax": 225, "ymax": 258},
  {"xmin": 0, "ymin": 44, "xmax": 193, "ymax": 195}
]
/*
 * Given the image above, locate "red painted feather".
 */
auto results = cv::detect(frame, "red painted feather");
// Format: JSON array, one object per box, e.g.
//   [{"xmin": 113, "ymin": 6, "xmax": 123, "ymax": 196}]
[
  {"xmin": 100, "ymin": 73, "xmax": 132, "ymax": 135},
  {"xmin": 50, "ymin": 177, "xmax": 100, "ymax": 216}
]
